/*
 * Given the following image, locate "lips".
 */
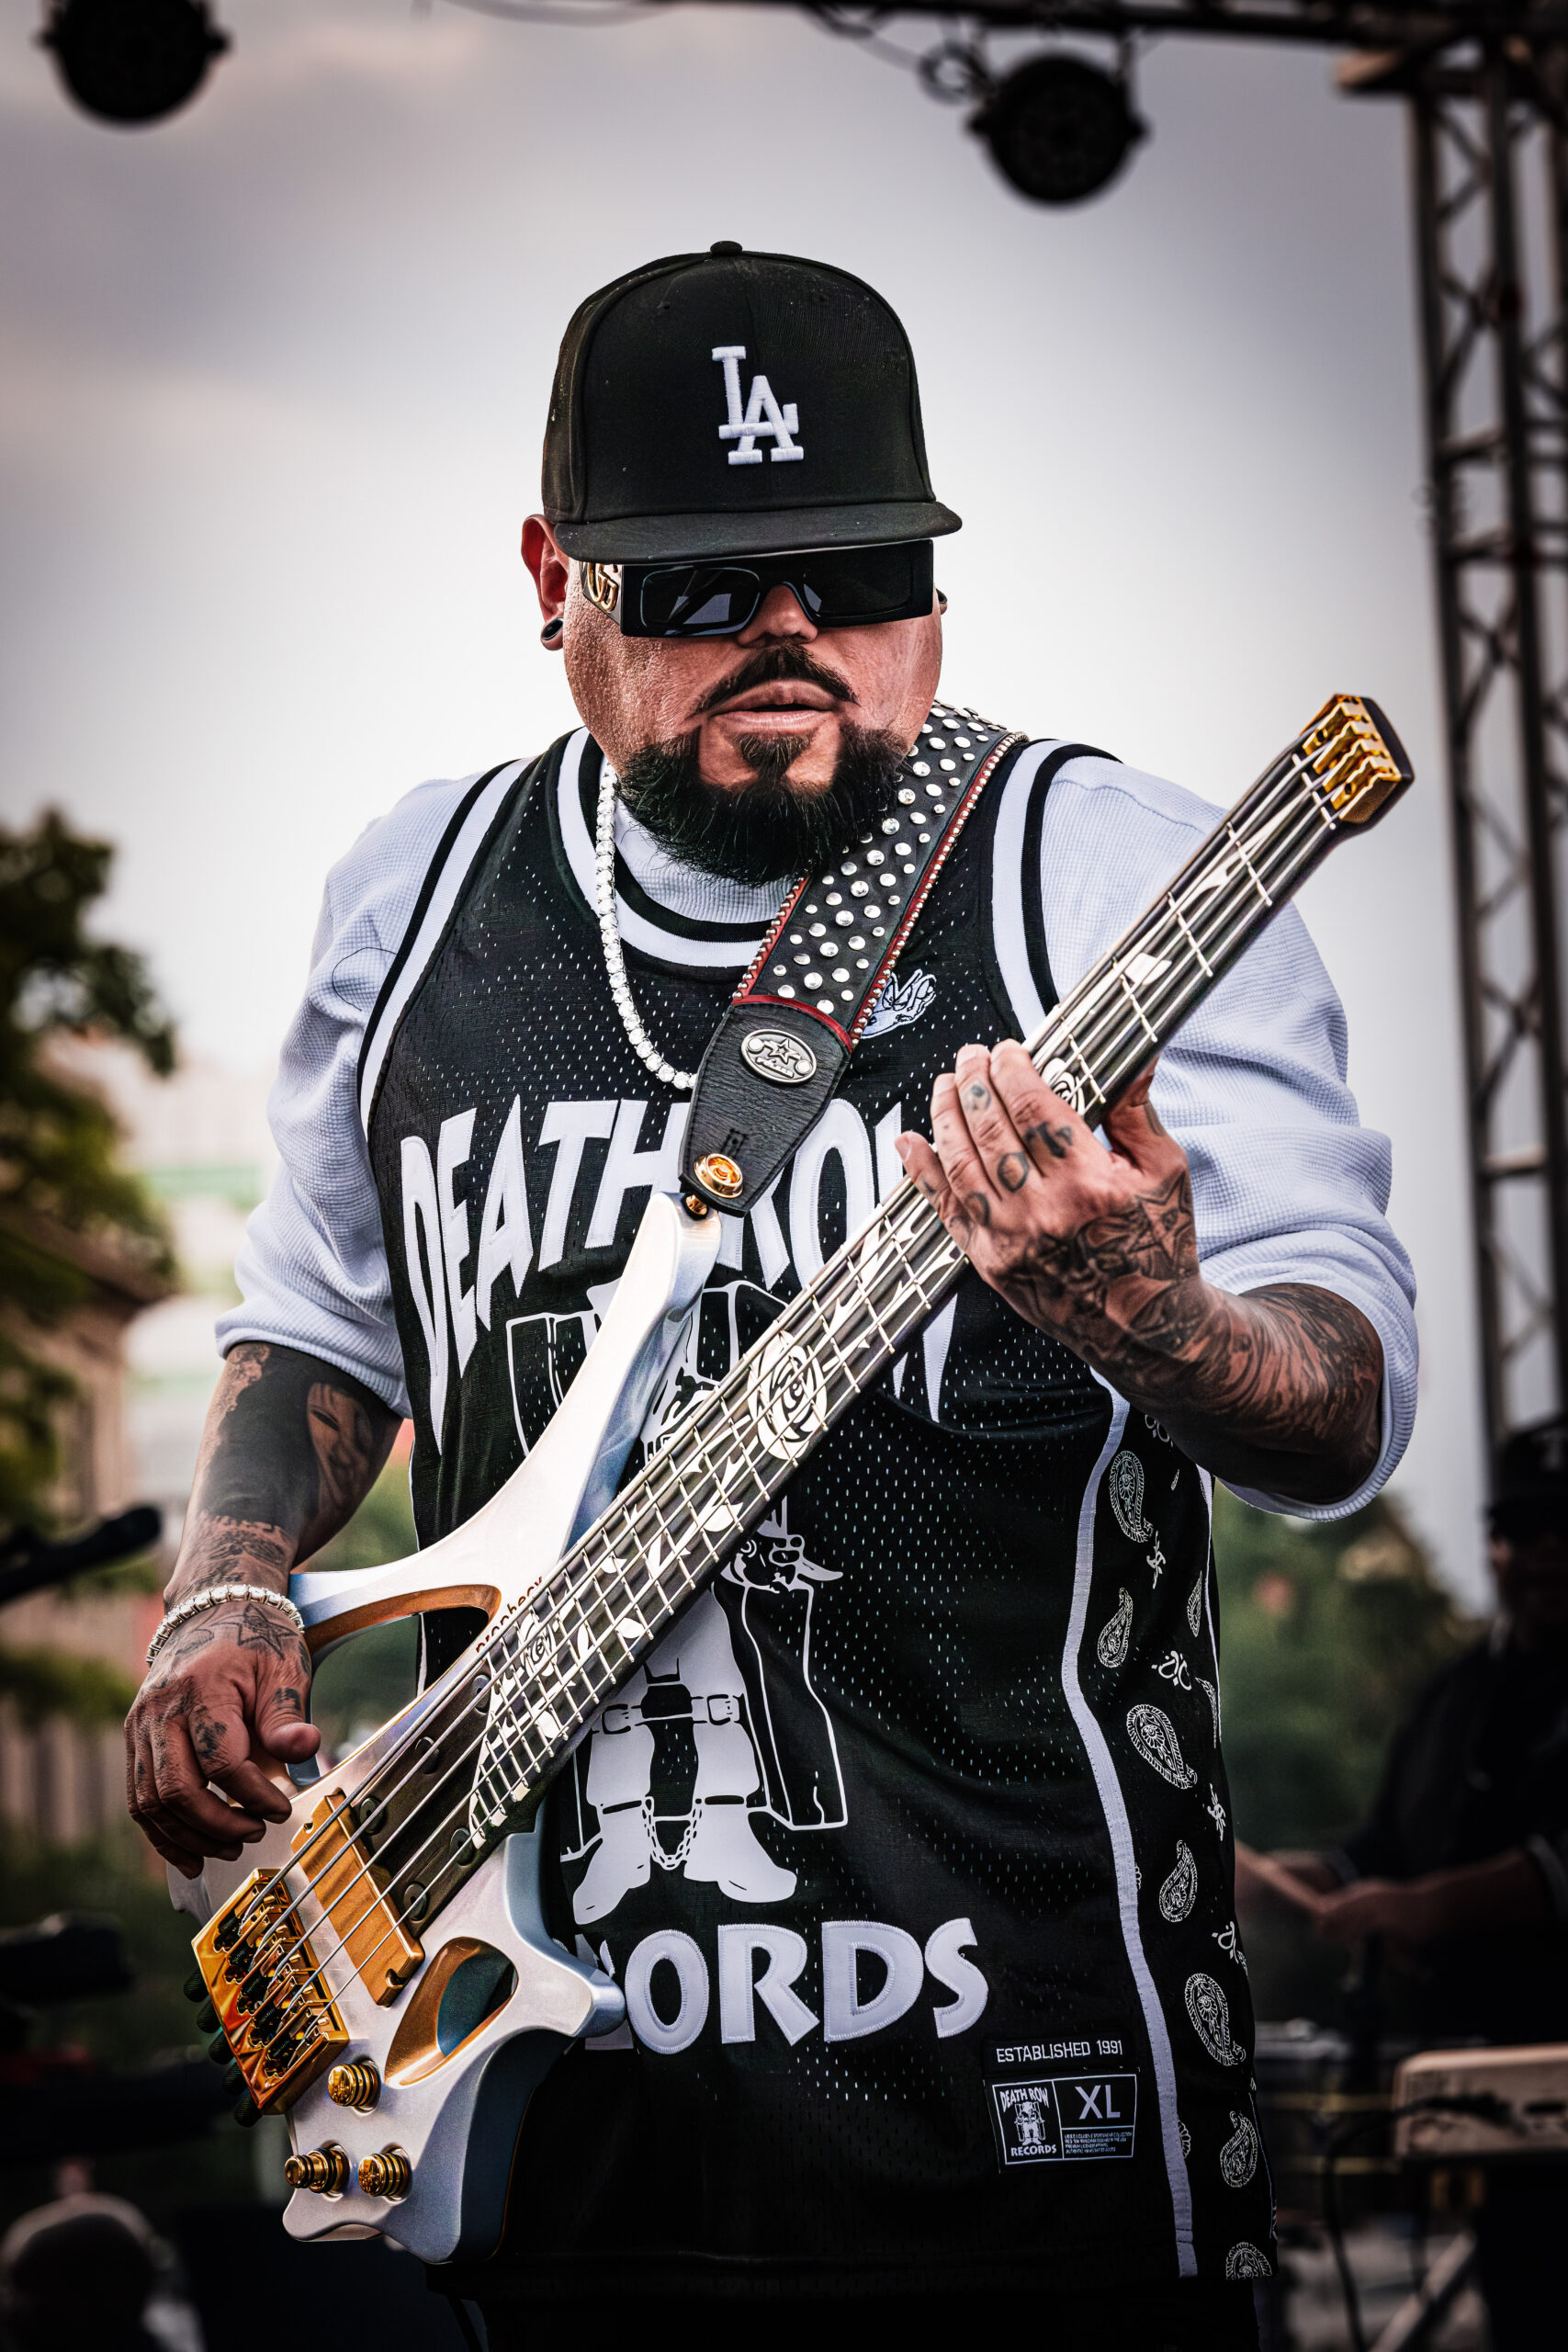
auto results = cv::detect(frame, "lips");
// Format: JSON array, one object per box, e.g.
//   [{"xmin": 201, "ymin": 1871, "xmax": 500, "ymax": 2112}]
[{"xmin": 712, "ymin": 686, "xmax": 840, "ymax": 718}]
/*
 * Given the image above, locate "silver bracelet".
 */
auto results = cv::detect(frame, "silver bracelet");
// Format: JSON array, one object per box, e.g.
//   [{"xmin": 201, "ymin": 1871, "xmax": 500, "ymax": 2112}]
[{"xmin": 145, "ymin": 1581, "xmax": 305, "ymax": 1668}]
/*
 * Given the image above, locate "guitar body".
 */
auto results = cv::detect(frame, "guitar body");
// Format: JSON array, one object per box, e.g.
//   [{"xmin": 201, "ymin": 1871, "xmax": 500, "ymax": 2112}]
[{"xmin": 170, "ymin": 1193, "xmax": 721, "ymax": 2263}]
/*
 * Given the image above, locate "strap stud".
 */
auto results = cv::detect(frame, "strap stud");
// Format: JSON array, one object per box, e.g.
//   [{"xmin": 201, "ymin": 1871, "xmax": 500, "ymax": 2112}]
[{"xmin": 695, "ymin": 1152, "xmax": 744, "ymax": 1200}]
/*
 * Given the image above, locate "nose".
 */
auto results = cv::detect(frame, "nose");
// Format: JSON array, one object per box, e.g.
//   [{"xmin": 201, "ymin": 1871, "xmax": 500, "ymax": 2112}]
[{"xmin": 737, "ymin": 582, "xmax": 818, "ymax": 644}]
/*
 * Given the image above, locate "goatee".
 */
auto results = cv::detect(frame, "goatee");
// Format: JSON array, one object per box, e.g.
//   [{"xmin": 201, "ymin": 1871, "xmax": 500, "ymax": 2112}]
[{"xmin": 614, "ymin": 651, "xmax": 908, "ymax": 888}]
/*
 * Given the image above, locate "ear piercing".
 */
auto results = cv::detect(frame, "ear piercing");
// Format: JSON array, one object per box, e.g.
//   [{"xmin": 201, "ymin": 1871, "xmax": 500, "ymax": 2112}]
[{"xmin": 540, "ymin": 617, "xmax": 565, "ymax": 648}]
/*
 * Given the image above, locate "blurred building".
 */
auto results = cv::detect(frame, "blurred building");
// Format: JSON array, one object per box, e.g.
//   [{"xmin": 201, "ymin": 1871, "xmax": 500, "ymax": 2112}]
[{"xmin": 0, "ymin": 1045, "xmax": 275, "ymax": 1848}]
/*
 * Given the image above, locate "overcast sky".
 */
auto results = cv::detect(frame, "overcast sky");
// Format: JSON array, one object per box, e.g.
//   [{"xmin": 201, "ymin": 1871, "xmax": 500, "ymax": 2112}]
[{"xmin": 0, "ymin": 0, "xmax": 1490, "ymax": 1595}]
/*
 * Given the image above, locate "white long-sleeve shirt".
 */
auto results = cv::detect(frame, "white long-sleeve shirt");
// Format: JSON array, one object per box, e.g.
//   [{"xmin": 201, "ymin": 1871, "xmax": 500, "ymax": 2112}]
[{"xmin": 218, "ymin": 735, "xmax": 1417, "ymax": 1521}]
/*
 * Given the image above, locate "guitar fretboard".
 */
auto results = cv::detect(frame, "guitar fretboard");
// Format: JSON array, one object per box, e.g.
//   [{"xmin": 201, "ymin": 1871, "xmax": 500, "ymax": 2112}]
[{"xmin": 461, "ymin": 705, "xmax": 1399, "ymax": 1843}]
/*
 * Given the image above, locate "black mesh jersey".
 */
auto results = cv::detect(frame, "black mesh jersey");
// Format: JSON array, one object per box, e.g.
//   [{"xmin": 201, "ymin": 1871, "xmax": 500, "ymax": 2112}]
[{"xmin": 361, "ymin": 726, "xmax": 1275, "ymax": 2297}]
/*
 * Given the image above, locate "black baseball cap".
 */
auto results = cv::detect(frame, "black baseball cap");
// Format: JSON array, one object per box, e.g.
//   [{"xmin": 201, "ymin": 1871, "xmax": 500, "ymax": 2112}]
[{"xmin": 541, "ymin": 243, "xmax": 961, "ymax": 563}]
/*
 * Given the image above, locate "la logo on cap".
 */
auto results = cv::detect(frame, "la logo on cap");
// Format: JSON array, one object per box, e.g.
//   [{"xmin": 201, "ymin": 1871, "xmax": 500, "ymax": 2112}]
[{"xmin": 713, "ymin": 345, "xmax": 804, "ymax": 467}]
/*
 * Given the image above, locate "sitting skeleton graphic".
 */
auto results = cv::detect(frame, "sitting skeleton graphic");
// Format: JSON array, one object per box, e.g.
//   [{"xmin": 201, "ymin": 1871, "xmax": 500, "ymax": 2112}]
[{"xmin": 571, "ymin": 1506, "xmax": 844, "ymax": 1924}]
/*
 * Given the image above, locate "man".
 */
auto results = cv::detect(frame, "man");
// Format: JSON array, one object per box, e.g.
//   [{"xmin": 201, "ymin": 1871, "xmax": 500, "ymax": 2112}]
[
  {"xmin": 125, "ymin": 245, "xmax": 1416, "ymax": 2348},
  {"xmin": 1240, "ymin": 1419, "xmax": 1568, "ymax": 2346}
]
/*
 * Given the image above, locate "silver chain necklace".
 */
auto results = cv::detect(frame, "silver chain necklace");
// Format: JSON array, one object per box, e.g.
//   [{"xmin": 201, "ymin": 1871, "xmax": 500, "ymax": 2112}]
[{"xmin": 594, "ymin": 761, "xmax": 698, "ymax": 1092}]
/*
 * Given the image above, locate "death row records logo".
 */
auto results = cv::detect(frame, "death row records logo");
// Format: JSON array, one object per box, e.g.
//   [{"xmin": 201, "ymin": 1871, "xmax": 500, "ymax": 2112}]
[{"xmin": 988, "ymin": 2074, "xmax": 1138, "ymax": 2169}]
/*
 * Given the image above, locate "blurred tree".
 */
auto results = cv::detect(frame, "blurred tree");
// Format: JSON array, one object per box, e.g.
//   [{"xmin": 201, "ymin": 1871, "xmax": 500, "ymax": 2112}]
[
  {"xmin": 1215, "ymin": 1487, "xmax": 1475, "ymax": 1854},
  {"xmin": 0, "ymin": 809, "xmax": 176, "ymax": 1532},
  {"xmin": 1215, "ymin": 1487, "xmax": 1479, "ymax": 2022}
]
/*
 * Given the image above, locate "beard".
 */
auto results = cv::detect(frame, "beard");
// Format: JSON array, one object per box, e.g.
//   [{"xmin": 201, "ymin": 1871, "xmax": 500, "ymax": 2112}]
[{"xmin": 614, "ymin": 648, "xmax": 908, "ymax": 888}]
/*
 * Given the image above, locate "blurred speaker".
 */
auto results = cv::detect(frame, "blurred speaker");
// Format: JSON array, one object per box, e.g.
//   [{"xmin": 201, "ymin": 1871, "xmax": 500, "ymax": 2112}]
[{"xmin": 40, "ymin": 0, "xmax": 230, "ymax": 127}]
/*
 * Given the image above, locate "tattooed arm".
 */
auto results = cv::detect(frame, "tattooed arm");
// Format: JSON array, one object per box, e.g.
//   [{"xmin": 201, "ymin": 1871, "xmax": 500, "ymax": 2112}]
[
  {"xmin": 126, "ymin": 1342, "xmax": 399, "ymax": 1876},
  {"xmin": 896, "ymin": 1040, "xmax": 1383, "ymax": 1506}
]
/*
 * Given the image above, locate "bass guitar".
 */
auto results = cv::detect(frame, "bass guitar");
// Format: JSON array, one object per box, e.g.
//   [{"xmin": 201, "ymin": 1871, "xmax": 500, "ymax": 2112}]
[{"xmin": 174, "ymin": 693, "xmax": 1411, "ymax": 2262}]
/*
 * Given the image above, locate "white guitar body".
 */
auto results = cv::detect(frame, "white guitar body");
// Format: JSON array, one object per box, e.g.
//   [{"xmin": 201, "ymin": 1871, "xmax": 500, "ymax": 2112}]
[{"xmin": 170, "ymin": 1193, "xmax": 722, "ymax": 2263}]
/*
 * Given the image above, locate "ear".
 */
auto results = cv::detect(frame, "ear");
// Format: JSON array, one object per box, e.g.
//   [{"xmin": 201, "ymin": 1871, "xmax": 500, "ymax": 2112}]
[
  {"xmin": 936, "ymin": 589, "xmax": 949, "ymax": 613},
  {"xmin": 523, "ymin": 515, "xmax": 570, "ymax": 625}
]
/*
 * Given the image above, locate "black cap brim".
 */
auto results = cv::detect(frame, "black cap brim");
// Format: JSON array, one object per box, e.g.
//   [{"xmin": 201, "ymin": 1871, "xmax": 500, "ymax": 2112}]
[{"xmin": 553, "ymin": 497, "xmax": 962, "ymax": 564}]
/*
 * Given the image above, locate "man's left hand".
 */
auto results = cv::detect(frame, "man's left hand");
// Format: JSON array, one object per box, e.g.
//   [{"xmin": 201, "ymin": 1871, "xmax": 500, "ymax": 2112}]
[{"xmin": 896, "ymin": 1039, "xmax": 1383, "ymax": 1507}]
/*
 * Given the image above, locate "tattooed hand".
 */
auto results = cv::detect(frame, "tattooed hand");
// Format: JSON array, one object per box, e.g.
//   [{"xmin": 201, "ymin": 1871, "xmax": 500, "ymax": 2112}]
[
  {"xmin": 895, "ymin": 1039, "xmax": 1383, "ymax": 1507},
  {"xmin": 126, "ymin": 1342, "xmax": 398, "ymax": 1875}
]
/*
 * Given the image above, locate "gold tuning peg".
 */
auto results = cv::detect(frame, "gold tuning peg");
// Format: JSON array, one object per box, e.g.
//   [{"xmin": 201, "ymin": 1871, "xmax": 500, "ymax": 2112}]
[
  {"xmin": 357, "ymin": 2147, "xmax": 412, "ymax": 2200},
  {"xmin": 283, "ymin": 2145, "xmax": 349, "ymax": 2196},
  {"xmin": 327, "ymin": 2061, "xmax": 380, "ymax": 2110}
]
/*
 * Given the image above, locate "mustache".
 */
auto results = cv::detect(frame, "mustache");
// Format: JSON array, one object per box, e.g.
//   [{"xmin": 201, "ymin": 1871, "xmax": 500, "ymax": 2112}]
[{"xmin": 691, "ymin": 641, "xmax": 856, "ymax": 718}]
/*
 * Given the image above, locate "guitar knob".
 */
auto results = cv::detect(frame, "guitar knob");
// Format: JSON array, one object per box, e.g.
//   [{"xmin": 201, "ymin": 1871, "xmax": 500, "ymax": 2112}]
[
  {"xmin": 283, "ymin": 2145, "xmax": 349, "ymax": 2196},
  {"xmin": 327, "ymin": 2061, "xmax": 380, "ymax": 2110},
  {"xmin": 357, "ymin": 2147, "xmax": 412, "ymax": 2200}
]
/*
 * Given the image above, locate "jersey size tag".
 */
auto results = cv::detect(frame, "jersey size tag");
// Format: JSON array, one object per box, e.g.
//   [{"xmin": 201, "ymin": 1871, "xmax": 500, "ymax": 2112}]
[{"xmin": 987, "ymin": 2071, "xmax": 1138, "ymax": 2170}]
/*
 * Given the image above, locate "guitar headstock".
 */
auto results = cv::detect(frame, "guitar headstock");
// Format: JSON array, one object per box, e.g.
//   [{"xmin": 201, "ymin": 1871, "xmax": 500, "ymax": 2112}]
[{"xmin": 1300, "ymin": 694, "xmax": 1413, "ymax": 827}]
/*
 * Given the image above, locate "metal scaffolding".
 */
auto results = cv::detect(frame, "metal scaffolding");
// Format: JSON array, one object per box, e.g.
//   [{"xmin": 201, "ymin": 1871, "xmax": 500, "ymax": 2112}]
[
  {"xmin": 712, "ymin": 0, "xmax": 1568, "ymax": 1477},
  {"xmin": 1400, "ymin": 45, "xmax": 1568, "ymax": 1461}
]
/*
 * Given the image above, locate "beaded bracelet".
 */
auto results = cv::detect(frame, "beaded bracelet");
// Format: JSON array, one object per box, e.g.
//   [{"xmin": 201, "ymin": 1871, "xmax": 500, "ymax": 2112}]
[{"xmin": 145, "ymin": 1581, "xmax": 305, "ymax": 1668}]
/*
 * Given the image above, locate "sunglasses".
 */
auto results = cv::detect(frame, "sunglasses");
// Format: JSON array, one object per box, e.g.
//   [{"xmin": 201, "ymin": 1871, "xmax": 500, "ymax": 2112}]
[{"xmin": 581, "ymin": 541, "xmax": 935, "ymax": 638}]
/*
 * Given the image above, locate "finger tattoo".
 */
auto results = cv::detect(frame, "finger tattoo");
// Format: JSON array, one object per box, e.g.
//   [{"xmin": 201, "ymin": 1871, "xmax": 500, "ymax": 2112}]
[
  {"xmin": 997, "ymin": 1151, "xmax": 1029, "ymax": 1193},
  {"xmin": 1025, "ymin": 1119, "xmax": 1074, "ymax": 1161}
]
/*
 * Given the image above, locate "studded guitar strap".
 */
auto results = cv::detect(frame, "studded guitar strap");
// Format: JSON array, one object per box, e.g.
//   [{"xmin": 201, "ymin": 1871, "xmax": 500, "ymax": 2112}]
[{"xmin": 680, "ymin": 703, "xmax": 1029, "ymax": 1216}]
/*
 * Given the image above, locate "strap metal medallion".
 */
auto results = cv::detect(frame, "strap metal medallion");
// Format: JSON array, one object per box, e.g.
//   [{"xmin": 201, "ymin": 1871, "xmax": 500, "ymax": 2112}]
[{"xmin": 680, "ymin": 704, "xmax": 1022, "ymax": 1214}]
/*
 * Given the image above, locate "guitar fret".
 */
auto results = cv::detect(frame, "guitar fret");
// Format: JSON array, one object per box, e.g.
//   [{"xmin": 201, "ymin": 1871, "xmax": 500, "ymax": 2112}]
[
  {"xmin": 1226, "ymin": 820, "xmax": 1274, "ymax": 908},
  {"xmin": 1166, "ymin": 892, "xmax": 1214, "ymax": 978}
]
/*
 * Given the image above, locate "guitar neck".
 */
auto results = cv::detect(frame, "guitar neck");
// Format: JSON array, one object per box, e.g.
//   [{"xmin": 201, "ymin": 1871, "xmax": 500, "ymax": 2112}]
[{"xmin": 467, "ymin": 695, "xmax": 1409, "ymax": 1841}]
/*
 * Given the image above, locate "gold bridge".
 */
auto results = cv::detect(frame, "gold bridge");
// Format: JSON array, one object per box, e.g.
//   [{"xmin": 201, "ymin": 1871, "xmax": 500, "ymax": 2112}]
[{"xmin": 192, "ymin": 1796, "xmax": 424, "ymax": 2115}]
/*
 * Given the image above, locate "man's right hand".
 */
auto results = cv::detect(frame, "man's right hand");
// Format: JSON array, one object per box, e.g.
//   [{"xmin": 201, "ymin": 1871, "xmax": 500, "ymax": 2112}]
[
  {"xmin": 124, "ymin": 1340, "xmax": 399, "ymax": 1875},
  {"xmin": 126, "ymin": 1597, "xmax": 320, "ymax": 1877}
]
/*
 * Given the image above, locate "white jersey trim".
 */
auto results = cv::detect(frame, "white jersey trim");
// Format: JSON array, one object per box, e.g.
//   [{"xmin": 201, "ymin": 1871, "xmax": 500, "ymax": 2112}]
[
  {"xmin": 987, "ymin": 738, "xmax": 1061, "ymax": 1036},
  {"xmin": 1063, "ymin": 1381, "xmax": 1198, "ymax": 2276},
  {"xmin": 357, "ymin": 760, "xmax": 526, "ymax": 1136},
  {"xmin": 556, "ymin": 731, "xmax": 768, "ymax": 972}
]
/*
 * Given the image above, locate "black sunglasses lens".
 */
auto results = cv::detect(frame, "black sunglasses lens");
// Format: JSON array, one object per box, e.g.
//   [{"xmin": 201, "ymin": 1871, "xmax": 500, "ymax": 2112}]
[
  {"xmin": 637, "ymin": 565, "xmax": 761, "ymax": 636},
  {"xmin": 806, "ymin": 542, "xmax": 931, "ymax": 622}
]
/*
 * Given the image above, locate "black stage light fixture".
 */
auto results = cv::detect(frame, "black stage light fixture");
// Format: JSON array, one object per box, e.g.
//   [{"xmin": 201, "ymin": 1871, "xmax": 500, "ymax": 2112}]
[
  {"xmin": 973, "ymin": 53, "xmax": 1145, "ymax": 206},
  {"xmin": 40, "ymin": 0, "xmax": 230, "ymax": 127}
]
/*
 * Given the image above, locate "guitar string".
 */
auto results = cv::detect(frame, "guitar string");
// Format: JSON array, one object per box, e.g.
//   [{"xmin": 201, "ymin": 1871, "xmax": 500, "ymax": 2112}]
[
  {"xmin": 240, "ymin": 1204, "xmax": 996, "ymax": 2064},
  {"xmin": 242, "ymin": 1172, "xmax": 996, "ymax": 2041},
  {"xmin": 466, "ymin": 749, "xmax": 1345, "ymax": 1767},
  {"xmin": 457, "ymin": 747, "xmax": 1350, "ymax": 1834},
  {"xmin": 229, "ymin": 730, "xmax": 1354, "ymax": 1981},
  {"xmin": 231, "ymin": 1162, "xmax": 951, "ymax": 1957},
  {"xmin": 231, "ymin": 743, "xmax": 1329, "ymax": 1993},
  {"xmin": 243, "ymin": 770, "xmax": 1348, "ymax": 2072},
  {"xmin": 327, "ymin": 747, "xmax": 1337, "ymax": 1880}
]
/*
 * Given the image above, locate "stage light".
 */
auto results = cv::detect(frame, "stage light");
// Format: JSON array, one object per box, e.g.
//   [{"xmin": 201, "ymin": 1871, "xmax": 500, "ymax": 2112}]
[
  {"xmin": 973, "ymin": 53, "xmax": 1145, "ymax": 206},
  {"xmin": 40, "ymin": 0, "xmax": 230, "ymax": 127}
]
